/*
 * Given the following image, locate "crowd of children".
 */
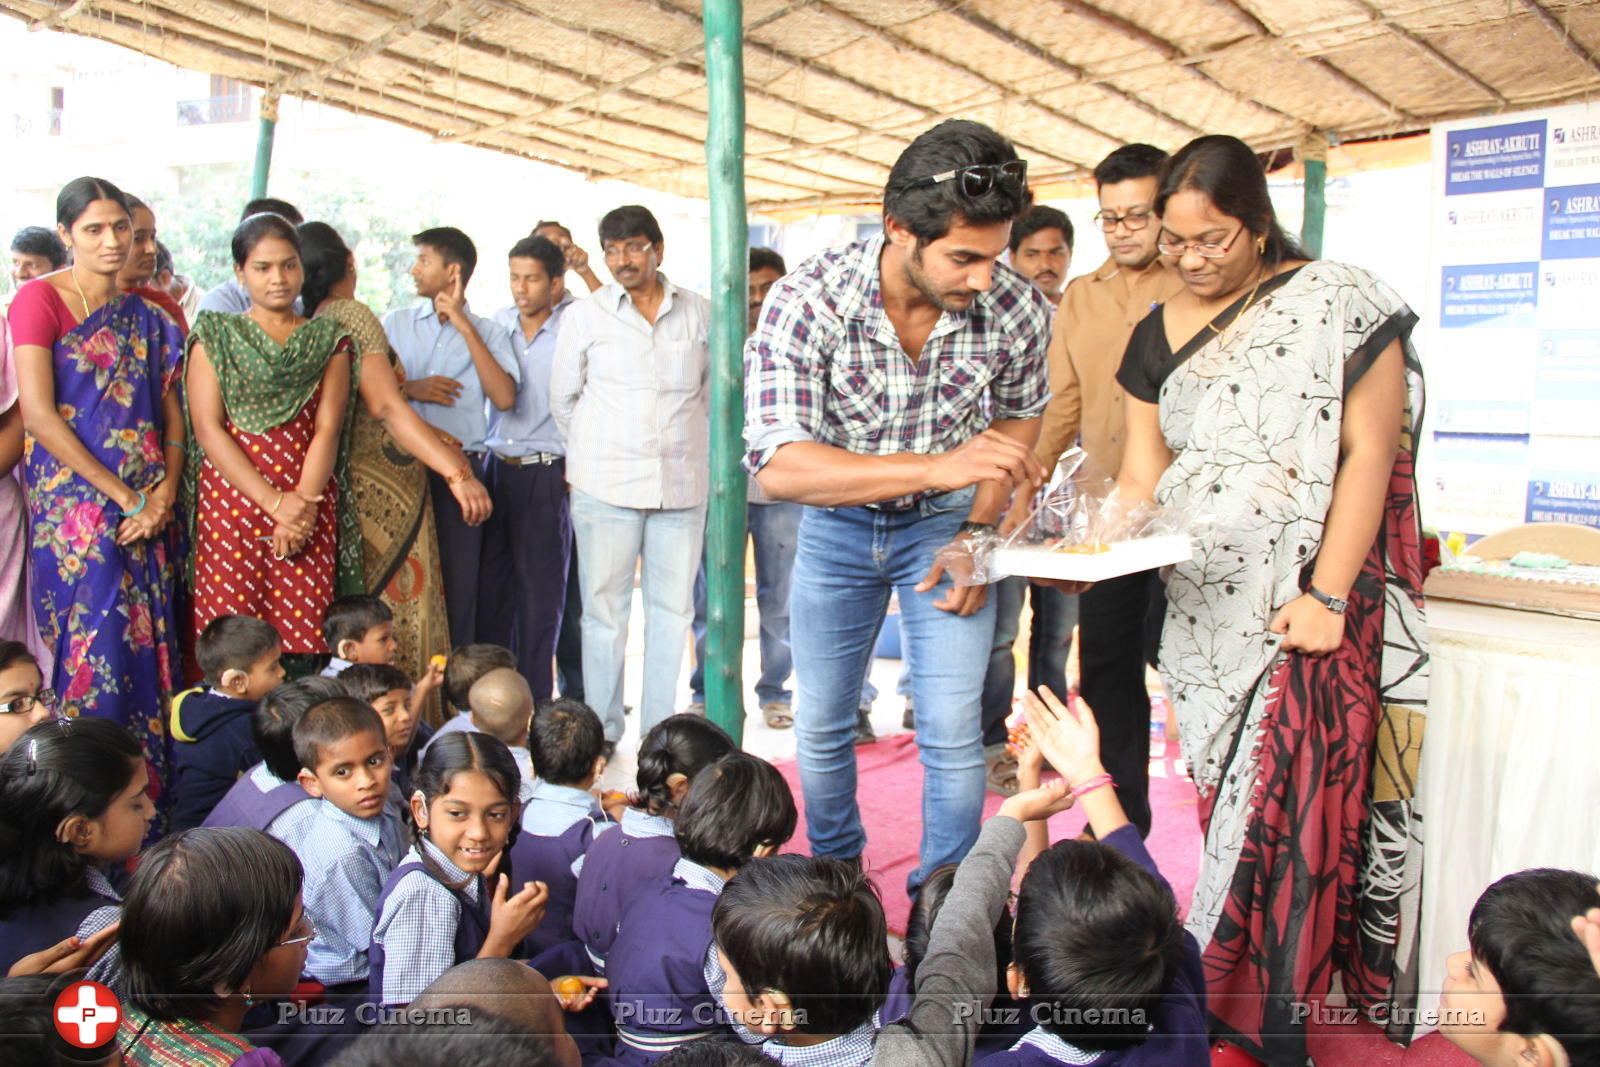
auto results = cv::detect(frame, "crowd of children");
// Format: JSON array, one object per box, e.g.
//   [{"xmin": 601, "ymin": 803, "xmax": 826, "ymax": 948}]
[{"xmin": 0, "ymin": 608, "xmax": 1597, "ymax": 1066}]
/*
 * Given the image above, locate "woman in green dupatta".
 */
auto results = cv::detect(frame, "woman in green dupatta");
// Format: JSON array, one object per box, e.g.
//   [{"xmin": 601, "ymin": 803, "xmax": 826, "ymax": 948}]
[{"xmin": 183, "ymin": 213, "xmax": 360, "ymax": 656}]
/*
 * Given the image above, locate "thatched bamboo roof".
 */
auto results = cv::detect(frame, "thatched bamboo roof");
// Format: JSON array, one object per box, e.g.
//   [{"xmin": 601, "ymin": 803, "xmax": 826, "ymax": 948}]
[{"xmin": 4, "ymin": 0, "xmax": 1598, "ymax": 210}]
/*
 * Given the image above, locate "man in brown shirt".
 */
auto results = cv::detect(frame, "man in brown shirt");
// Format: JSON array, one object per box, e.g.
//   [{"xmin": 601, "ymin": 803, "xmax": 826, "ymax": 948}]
[{"xmin": 1033, "ymin": 144, "xmax": 1183, "ymax": 837}]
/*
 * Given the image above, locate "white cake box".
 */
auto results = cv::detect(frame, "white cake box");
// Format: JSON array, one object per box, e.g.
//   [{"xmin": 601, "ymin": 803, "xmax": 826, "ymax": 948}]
[{"xmin": 991, "ymin": 534, "xmax": 1195, "ymax": 583}]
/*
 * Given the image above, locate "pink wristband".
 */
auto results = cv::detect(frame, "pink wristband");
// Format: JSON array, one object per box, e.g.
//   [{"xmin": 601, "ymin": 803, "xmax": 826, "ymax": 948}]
[{"xmin": 1068, "ymin": 773, "xmax": 1114, "ymax": 803}]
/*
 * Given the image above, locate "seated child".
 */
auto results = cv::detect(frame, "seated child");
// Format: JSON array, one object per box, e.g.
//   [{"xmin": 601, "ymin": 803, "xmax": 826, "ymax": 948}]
[
  {"xmin": 710, "ymin": 855, "xmax": 892, "ymax": 1067},
  {"xmin": 574, "ymin": 714, "xmax": 736, "ymax": 972},
  {"xmin": 322, "ymin": 594, "xmax": 443, "ymax": 724},
  {"xmin": 428, "ymin": 667, "xmax": 536, "ymax": 794},
  {"xmin": 203, "ymin": 675, "xmax": 347, "ymax": 850},
  {"xmin": 441, "ymin": 643, "xmax": 517, "ymax": 715},
  {"xmin": 0, "ymin": 717, "xmax": 155, "ymax": 973},
  {"xmin": 980, "ymin": 688, "xmax": 1204, "ymax": 1066},
  {"xmin": 369, "ymin": 732, "xmax": 548, "ymax": 1006},
  {"xmin": 512, "ymin": 698, "xmax": 611, "ymax": 956},
  {"xmin": 607, "ymin": 751, "xmax": 796, "ymax": 1064},
  {"xmin": 1439, "ymin": 867, "xmax": 1600, "ymax": 1066},
  {"xmin": 292, "ymin": 696, "xmax": 405, "ymax": 988},
  {"xmin": 0, "ymin": 641, "xmax": 54, "ymax": 756},
  {"xmin": 341, "ymin": 663, "xmax": 435, "ymax": 798},
  {"xmin": 169, "ymin": 614, "xmax": 285, "ymax": 832}
]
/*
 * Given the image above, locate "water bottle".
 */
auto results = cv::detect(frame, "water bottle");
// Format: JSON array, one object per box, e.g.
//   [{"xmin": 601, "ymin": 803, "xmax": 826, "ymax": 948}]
[{"xmin": 1148, "ymin": 693, "xmax": 1168, "ymax": 758}]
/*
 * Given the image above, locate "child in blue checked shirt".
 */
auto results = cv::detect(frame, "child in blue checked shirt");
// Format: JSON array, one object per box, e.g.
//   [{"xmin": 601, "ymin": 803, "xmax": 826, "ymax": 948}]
[{"xmin": 291, "ymin": 695, "xmax": 405, "ymax": 991}]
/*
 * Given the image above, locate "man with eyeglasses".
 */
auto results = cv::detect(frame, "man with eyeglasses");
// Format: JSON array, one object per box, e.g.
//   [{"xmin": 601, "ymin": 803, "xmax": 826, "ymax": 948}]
[
  {"xmin": 550, "ymin": 205, "xmax": 710, "ymax": 748},
  {"xmin": 1030, "ymin": 143, "xmax": 1185, "ymax": 838},
  {"xmin": 745, "ymin": 119, "xmax": 1052, "ymax": 890}
]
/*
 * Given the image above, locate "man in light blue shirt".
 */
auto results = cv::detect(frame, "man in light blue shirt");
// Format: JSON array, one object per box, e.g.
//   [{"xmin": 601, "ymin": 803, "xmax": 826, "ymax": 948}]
[
  {"xmin": 198, "ymin": 197, "xmax": 305, "ymax": 314},
  {"xmin": 480, "ymin": 235, "xmax": 571, "ymax": 702},
  {"xmin": 383, "ymin": 226, "xmax": 520, "ymax": 647}
]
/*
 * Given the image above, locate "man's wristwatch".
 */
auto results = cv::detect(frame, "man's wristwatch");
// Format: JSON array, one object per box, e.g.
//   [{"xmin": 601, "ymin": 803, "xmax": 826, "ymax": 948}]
[
  {"xmin": 958, "ymin": 520, "xmax": 997, "ymax": 538},
  {"xmin": 1307, "ymin": 586, "xmax": 1349, "ymax": 615}
]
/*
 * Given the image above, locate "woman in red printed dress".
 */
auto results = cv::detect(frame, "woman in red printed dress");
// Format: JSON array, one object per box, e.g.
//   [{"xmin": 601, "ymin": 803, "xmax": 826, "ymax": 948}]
[{"xmin": 183, "ymin": 213, "xmax": 360, "ymax": 657}]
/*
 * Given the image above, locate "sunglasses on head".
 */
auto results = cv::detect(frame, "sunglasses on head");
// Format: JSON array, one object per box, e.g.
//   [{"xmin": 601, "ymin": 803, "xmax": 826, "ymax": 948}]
[{"xmin": 903, "ymin": 160, "xmax": 1028, "ymax": 199}]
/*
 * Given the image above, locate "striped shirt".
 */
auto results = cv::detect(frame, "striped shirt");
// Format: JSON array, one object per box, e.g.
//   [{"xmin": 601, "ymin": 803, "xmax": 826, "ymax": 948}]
[
  {"xmin": 549, "ymin": 273, "xmax": 710, "ymax": 510},
  {"xmin": 370, "ymin": 841, "xmax": 480, "ymax": 1006},
  {"xmin": 743, "ymin": 232, "xmax": 1053, "ymax": 510},
  {"xmin": 297, "ymin": 798, "xmax": 405, "ymax": 984}
]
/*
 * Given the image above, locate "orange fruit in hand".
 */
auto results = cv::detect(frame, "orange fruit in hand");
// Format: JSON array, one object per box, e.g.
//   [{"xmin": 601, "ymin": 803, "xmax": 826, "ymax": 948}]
[
  {"xmin": 429, "ymin": 654, "xmax": 448, "ymax": 670},
  {"xmin": 553, "ymin": 975, "xmax": 585, "ymax": 997}
]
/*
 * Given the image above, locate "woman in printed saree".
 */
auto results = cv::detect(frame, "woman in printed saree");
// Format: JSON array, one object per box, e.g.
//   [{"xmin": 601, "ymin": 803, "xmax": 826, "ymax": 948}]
[
  {"xmin": 1115, "ymin": 136, "xmax": 1429, "ymax": 1065},
  {"xmin": 6, "ymin": 176, "xmax": 185, "ymax": 775},
  {"xmin": 296, "ymin": 221, "xmax": 491, "ymax": 681},
  {"xmin": 184, "ymin": 212, "xmax": 359, "ymax": 657}
]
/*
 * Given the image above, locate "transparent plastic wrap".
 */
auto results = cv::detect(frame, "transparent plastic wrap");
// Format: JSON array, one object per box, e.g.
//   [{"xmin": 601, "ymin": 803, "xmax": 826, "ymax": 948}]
[{"xmin": 952, "ymin": 447, "xmax": 1203, "ymax": 586}]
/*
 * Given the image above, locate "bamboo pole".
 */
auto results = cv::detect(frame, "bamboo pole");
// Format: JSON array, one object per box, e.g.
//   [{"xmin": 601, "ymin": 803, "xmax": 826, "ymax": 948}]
[{"xmin": 250, "ymin": 89, "xmax": 280, "ymax": 200}]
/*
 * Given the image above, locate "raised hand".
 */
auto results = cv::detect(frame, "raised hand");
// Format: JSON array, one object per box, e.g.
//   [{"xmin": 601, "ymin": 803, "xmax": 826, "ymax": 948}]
[{"xmin": 1022, "ymin": 686, "xmax": 1103, "ymax": 789}]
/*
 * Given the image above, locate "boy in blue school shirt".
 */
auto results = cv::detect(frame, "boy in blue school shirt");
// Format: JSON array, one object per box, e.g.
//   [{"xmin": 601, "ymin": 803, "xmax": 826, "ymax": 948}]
[
  {"xmin": 383, "ymin": 226, "xmax": 520, "ymax": 648},
  {"xmin": 168, "ymin": 615, "xmax": 285, "ymax": 832},
  {"xmin": 291, "ymin": 696, "xmax": 405, "ymax": 989}
]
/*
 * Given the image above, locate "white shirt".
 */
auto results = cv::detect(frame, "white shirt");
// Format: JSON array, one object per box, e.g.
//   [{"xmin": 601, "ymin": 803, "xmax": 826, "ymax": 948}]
[{"xmin": 549, "ymin": 273, "xmax": 710, "ymax": 510}]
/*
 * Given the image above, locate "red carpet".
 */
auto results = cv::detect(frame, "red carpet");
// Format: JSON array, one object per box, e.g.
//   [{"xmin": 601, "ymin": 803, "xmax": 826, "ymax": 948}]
[{"xmin": 771, "ymin": 730, "xmax": 1475, "ymax": 1067}]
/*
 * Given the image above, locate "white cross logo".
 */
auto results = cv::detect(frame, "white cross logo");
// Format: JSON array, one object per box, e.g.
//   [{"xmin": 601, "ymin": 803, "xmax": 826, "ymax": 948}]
[{"xmin": 53, "ymin": 980, "xmax": 121, "ymax": 1048}]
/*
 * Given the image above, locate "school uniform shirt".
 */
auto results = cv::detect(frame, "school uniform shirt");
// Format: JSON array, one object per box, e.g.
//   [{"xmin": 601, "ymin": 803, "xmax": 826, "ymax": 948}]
[
  {"xmin": 759, "ymin": 1012, "xmax": 883, "ymax": 1067},
  {"xmin": 382, "ymin": 302, "xmax": 520, "ymax": 455},
  {"xmin": 297, "ymin": 797, "xmax": 405, "ymax": 985},
  {"xmin": 370, "ymin": 840, "xmax": 486, "ymax": 1006},
  {"xmin": 488, "ymin": 295, "xmax": 569, "ymax": 457},
  {"xmin": 168, "ymin": 687, "xmax": 261, "ymax": 833},
  {"xmin": 320, "ymin": 656, "xmax": 354, "ymax": 678},
  {"xmin": 548, "ymin": 273, "xmax": 710, "ymax": 510},
  {"xmin": 521, "ymin": 779, "xmax": 604, "ymax": 836},
  {"xmin": 571, "ymin": 808, "xmax": 680, "ymax": 971},
  {"xmin": 0, "ymin": 867, "xmax": 121, "ymax": 974},
  {"xmin": 202, "ymin": 761, "xmax": 317, "ymax": 850}
]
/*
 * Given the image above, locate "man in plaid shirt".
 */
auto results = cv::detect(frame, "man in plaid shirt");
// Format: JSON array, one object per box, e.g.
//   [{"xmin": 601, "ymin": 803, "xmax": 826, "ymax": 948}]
[{"xmin": 743, "ymin": 119, "xmax": 1053, "ymax": 889}]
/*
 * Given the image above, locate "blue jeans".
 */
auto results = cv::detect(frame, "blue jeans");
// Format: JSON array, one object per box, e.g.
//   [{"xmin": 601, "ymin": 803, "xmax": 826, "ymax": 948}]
[
  {"xmin": 569, "ymin": 489, "xmax": 706, "ymax": 741},
  {"xmin": 789, "ymin": 486, "xmax": 994, "ymax": 890},
  {"xmin": 689, "ymin": 501, "xmax": 803, "ymax": 706},
  {"xmin": 980, "ymin": 577, "xmax": 1078, "ymax": 747}
]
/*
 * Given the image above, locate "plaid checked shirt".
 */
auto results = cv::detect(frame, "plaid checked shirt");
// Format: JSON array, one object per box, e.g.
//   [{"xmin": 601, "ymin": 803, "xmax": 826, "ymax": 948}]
[
  {"xmin": 370, "ymin": 841, "xmax": 480, "ymax": 1006},
  {"xmin": 743, "ymin": 232, "xmax": 1053, "ymax": 511}
]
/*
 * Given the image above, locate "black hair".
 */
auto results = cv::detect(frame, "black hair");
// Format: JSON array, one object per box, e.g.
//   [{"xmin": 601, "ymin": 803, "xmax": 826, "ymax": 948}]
[
  {"xmin": 527, "ymin": 697, "xmax": 604, "ymax": 787},
  {"xmin": 1156, "ymin": 134, "xmax": 1306, "ymax": 267},
  {"xmin": 0, "ymin": 639, "xmax": 39, "ymax": 675},
  {"xmin": 1012, "ymin": 839, "xmax": 1183, "ymax": 1050},
  {"xmin": 748, "ymin": 247, "xmax": 786, "ymax": 275},
  {"xmin": 656, "ymin": 1039, "xmax": 774, "ymax": 1066},
  {"xmin": 411, "ymin": 732, "xmax": 523, "ymax": 889},
  {"xmin": 11, "ymin": 226, "xmax": 68, "ymax": 268},
  {"xmin": 242, "ymin": 197, "xmax": 304, "ymax": 225},
  {"xmin": 125, "ymin": 194, "xmax": 150, "ymax": 216},
  {"xmin": 0, "ymin": 972, "xmax": 119, "ymax": 1065},
  {"xmin": 326, "ymin": 1011, "xmax": 561, "ymax": 1067},
  {"xmin": 531, "ymin": 220, "xmax": 572, "ymax": 240},
  {"xmin": 882, "ymin": 119, "xmax": 1030, "ymax": 244},
  {"xmin": 298, "ymin": 220, "xmax": 351, "ymax": 314},
  {"xmin": 340, "ymin": 663, "xmax": 414, "ymax": 706},
  {"xmin": 1009, "ymin": 204, "xmax": 1073, "ymax": 255},
  {"xmin": 507, "ymin": 235, "xmax": 565, "ymax": 286},
  {"xmin": 230, "ymin": 212, "xmax": 302, "ymax": 268},
  {"xmin": 444, "ymin": 644, "xmax": 517, "ymax": 710},
  {"xmin": 674, "ymin": 753, "xmax": 796, "ymax": 871},
  {"xmin": 291, "ymin": 696, "xmax": 387, "ymax": 772},
  {"xmin": 598, "ymin": 205, "xmax": 663, "ymax": 247},
  {"xmin": 55, "ymin": 177, "xmax": 130, "ymax": 230},
  {"xmin": 155, "ymin": 240, "xmax": 173, "ymax": 275},
  {"xmin": 196, "ymin": 614, "xmax": 281, "ymax": 688},
  {"xmin": 1093, "ymin": 143, "xmax": 1169, "ymax": 188},
  {"xmin": 121, "ymin": 826, "xmax": 302, "ymax": 1024},
  {"xmin": 713, "ymin": 854, "xmax": 892, "ymax": 1037},
  {"xmin": 0, "ymin": 717, "xmax": 144, "ymax": 913},
  {"xmin": 1468, "ymin": 868, "xmax": 1600, "ymax": 1059},
  {"xmin": 413, "ymin": 226, "xmax": 478, "ymax": 285},
  {"xmin": 321, "ymin": 594, "xmax": 393, "ymax": 655},
  {"xmin": 634, "ymin": 713, "xmax": 736, "ymax": 817},
  {"xmin": 253, "ymin": 676, "xmax": 348, "ymax": 782},
  {"xmin": 904, "ymin": 862, "xmax": 1012, "ymax": 993}
]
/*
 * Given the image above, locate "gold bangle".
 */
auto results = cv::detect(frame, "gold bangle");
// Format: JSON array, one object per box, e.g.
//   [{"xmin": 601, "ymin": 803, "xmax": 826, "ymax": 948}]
[
  {"xmin": 269, "ymin": 491, "xmax": 284, "ymax": 515},
  {"xmin": 445, "ymin": 465, "xmax": 472, "ymax": 486}
]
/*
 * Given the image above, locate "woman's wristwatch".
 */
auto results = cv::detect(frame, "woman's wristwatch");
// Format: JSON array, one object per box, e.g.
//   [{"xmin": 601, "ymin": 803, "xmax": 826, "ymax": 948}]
[{"xmin": 1307, "ymin": 586, "xmax": 1348, "ymax": 615}]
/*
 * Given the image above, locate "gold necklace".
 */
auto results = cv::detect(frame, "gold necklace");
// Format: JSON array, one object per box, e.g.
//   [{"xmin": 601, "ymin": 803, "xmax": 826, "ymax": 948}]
[
  {"xmin": 69, "ymin": 265, "xmax": 92, "ymax": 318},
  {"xmin": 1205, "ymin": 264, "xmax": 1268, "ymax": 341}
]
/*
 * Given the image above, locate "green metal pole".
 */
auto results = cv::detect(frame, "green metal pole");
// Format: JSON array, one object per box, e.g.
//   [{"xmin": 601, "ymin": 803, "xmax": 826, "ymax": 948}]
[
  {"xmin": 1301, "ymin": 132, "xmax": 1327, "ymax": 258},
  {"xmin": 702, "ymin": 0, "xmax": 748, "ymax": 744},
  {"xmin": 250, "ymin": 90, "xmax": 280, "ymax": 201}
]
